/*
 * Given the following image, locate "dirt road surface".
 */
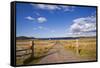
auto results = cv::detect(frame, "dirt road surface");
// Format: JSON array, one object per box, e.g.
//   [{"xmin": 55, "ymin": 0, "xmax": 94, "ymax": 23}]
[{"xmin": 34, "ymin": 41, "xmax": 90, "ymax": 64}]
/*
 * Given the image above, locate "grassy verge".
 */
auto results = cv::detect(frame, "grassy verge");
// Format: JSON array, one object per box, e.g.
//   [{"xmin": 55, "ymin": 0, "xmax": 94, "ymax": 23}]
[{"xmin": 62, "ymin": 38, "xmax": 96, "ymax": 59}]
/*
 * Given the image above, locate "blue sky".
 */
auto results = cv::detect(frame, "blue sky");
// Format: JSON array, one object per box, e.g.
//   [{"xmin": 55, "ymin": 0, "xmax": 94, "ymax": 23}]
[{"xmin": 16, "ymin": 3, "xmax": 97, "ymax": 38}]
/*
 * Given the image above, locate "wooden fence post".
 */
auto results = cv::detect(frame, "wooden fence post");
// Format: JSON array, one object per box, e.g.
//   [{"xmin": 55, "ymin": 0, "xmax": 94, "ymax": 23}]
[
  {"xmin": 31, "ymin": 40, "xmax": 34, "ymax": 57},
  {"xmin": 76, "ymin": 39, "xmax": 79, "ymax": 55}
]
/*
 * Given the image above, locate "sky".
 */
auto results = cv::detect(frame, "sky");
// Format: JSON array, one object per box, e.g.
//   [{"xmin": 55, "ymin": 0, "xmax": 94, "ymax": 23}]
[{"xmin": 16, "ymin": 3, "xmax": 97, "ymax": 38}]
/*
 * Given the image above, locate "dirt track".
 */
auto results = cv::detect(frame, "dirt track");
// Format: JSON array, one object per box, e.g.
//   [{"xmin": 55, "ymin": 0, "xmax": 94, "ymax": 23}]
[{"xmin": 34, "ymin": 41, "xmax": 88, "ymax": 64}]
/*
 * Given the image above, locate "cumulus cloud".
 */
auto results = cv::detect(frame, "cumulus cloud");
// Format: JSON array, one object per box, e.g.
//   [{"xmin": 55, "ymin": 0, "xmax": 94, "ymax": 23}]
[
  {"xmin": 25, "ymin": 16, "xmax": 35, "ymax": 21},
  {"xmin": 37, "ymin": 17, "xmax": 47, "ymax": 23},
  {"xmin": 31, "ymin": 4, "xmax": 75, "ymax": 12},
  {"xmin": 25, "ymin": 16, "xmax": 47, "ymax": 23},
  {"xmin": 69, "ymin": 16, "xmax": 96, "ymax": 35}
]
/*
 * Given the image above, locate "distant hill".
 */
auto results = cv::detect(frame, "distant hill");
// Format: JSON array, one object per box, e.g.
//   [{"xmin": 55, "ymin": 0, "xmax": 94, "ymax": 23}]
[
  {"xmin": 38, "ymin": 37, "xmax": 79, "ymax": 40},
  {"xmin": 16, "ymin": 36, "xmax": 96, "ymax": 40},
  {"xmin": 16, "ymin": 36, "xmax": 35, "ymax": 40},
  {"xmin": 37, "ymin": 36, "xmax": 96, "ymax": 40}
]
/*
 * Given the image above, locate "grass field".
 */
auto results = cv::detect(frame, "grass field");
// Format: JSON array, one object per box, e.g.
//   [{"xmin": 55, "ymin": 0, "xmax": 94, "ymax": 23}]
[
  {"xmin": 16, "ymin": 40, "xmax": 55, "ymax": 65},
  {"xmin": 61, "ymin": 37, "xmax": 96, "ymax": 59},
  {"xmin": 33, "ymin": 40, "xmax": 55, "ymax": 58},
  {"xmin": 16, "ymin": 37, "xmax": 97, "ymax": 65}
]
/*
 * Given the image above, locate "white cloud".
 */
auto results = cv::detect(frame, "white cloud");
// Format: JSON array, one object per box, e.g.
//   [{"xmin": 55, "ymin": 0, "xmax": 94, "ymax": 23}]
[
  {"xmin": 31, "ymin": 4, "xmax": 75, "ymax": 12},
  {"xmin": 38, "ymin": 26, "xmax": 50, "ymax": 31},
  {"xmin": 60, "ymin": 6, "xmax": 75, "ymax": 12},
  {"xmin": 69, "ymin": 16, "xmax": 96, "ymax": 35},
  {"xmin": 37, "ymin": 26, "xmax": 48, "ymax": 30},
  {"xmin": 37, "ymin": 17, "xmax": 47, "ymax": 23},
  {"xmin": 33, "ymin": 4, "xmax": 60, "ymax": 10},
  {"xmin": 25, "ymin": 16, "xmax": 35, "ymax": 21},
  {"xmin": 25, "ymin": 16, "xmax": 47, "ymax": 23}
]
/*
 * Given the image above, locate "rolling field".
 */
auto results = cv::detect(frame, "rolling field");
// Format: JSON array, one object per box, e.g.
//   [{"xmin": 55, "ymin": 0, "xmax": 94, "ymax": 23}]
[{"xmin": 16, "ymin": 37, "xmax": 97, "ymax": 65}]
